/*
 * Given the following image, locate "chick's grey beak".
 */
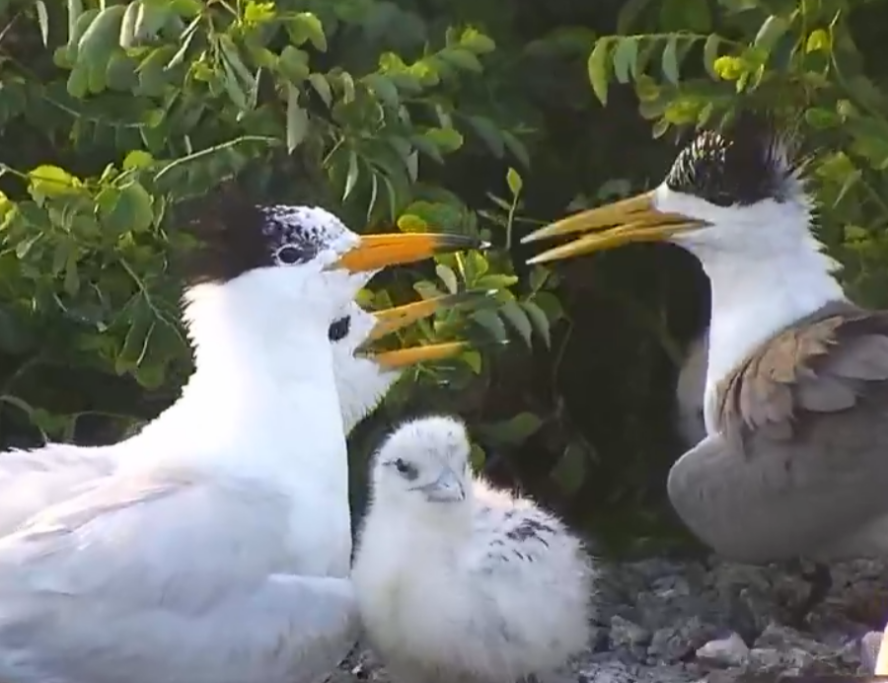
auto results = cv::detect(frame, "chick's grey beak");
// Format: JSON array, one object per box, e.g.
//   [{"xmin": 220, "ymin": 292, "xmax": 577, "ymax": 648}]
[{"xmin": 416, "ymin": 468, "xmax": 465, "ymax": 503}]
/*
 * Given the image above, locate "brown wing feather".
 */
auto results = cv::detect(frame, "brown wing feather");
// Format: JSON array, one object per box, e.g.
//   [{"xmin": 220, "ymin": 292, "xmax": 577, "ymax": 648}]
[{"xmin": 715, "ymin": 301, "xmax": 888, "ymax": 446}]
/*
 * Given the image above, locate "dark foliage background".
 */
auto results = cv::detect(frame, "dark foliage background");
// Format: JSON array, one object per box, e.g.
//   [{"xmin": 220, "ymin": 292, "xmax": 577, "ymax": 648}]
[{"xmin": 0, "ymin": 0, "xmax": 885, "ymax": 557}]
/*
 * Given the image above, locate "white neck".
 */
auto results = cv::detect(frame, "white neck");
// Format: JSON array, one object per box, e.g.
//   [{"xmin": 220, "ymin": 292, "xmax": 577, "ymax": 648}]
[
  {"xmin": 334, "ymin": 355, "xmax": 400, "ymax": 434},
  {"xmin": 698, "ymin": 235, "xmax": 845, "ymax": 433},
  {"xmin": 125, "ymin": 275, "xmax": 352, "ymax": 572},
  {"xmin": 373, "ymin": 496, "xmax": 473, "ymax": 552},
  {"xmin": 653, "ymin": 184, "xmax": 848, "ymax": 435}
]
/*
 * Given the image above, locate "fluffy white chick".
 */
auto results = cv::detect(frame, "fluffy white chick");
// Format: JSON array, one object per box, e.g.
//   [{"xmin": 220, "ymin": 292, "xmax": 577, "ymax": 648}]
[{"xmin": 352, "ymin": 415, "xmax": 593, "ymax": 683}]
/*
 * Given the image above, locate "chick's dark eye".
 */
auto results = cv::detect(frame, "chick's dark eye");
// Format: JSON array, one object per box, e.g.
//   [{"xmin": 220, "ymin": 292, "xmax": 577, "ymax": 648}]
[
  {"xmin": 276, "ymin": 244, "xmax": 307, "ymax": 265},
  {"xmin": 393, "ymin": 458, "xmax": 417, "ymax": 480},
  {"xmin": 328, "ymin": 316, "xmax": 351, "ymax": 342}
]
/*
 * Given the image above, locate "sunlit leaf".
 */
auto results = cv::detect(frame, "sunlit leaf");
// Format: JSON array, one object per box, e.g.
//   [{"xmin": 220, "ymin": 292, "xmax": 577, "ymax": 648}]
[
  {"xmin": 587, "ymin": 38, "xmax": 611, "ymax": 104},
  {"xmin": 286, "ymin": 84, "xmax": 310, "ymax": 153}
]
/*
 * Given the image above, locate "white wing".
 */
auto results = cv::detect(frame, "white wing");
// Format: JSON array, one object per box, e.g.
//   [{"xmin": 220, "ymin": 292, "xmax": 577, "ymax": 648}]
[
  {"xmin": 0, "ymin": 466, "xmax": 359, "ymax": 683},
  {"xmin": 0, "ymin": 444, "xmax": 117, "ymax": 535}
]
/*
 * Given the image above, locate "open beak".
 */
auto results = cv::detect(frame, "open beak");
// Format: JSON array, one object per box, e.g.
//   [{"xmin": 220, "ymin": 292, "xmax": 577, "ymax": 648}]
[
  {"xmin": 367, "ymin": 290, "xmax": 495, "ymax": 342},
  {"xmin": 520, "ymin": 190, "xmax": 708, "ymax": 265},
  {"xmin": 332, "ymin": 233, "xmax": 488, "ymax": 272},
  {"xmin": 367, "ymin": 341, "xmax": 470, "ymax": 370}
]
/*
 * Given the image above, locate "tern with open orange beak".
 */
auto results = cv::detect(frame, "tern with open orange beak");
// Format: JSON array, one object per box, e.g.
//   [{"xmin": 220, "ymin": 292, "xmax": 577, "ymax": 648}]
[
  {"xmin": 331, "ymin": 290, "xmax": 493, "ymax": 433},
  {"xmin": 525, "ymin": 112, "xmax": 888, "ymax": 624},
  {"xmin": 0, "ymin": 192, "xmax": 493, "ymax": 683}
]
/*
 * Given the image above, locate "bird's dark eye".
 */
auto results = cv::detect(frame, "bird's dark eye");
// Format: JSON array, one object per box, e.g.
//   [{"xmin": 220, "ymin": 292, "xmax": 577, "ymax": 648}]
[
  {"xmin": 393, "ymin": 458, "xmax": 417, "ymax": 480},
  {"xmin": 276, "ymin": 244, "xmax": 307, "ymax": 265},
  {"xmin": 328, "ymin": 316, "xmax": 351, "ymax": 342}
]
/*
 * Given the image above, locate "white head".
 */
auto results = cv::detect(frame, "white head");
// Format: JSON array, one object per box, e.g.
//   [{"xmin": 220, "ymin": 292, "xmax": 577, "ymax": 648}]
[
  {"xmin": 523, "ymin": 113, "xmax": 848, "ymax": 419},
  {"xmin": 176, "ymin": 189, "xmax": 485, "ymax": 372},
  {"xmin": 369, "ymin": 415, "xmax": 472, "ymax": 518},
  {"xmin": 329, "ymin": 302, "xmax": 402, "ymax": 434},
  {"xmin": 328, "ymin": 292, "xmax": 489, "ymax": 435},
  {"xmin": 182, "ymin": 201, "xmax": 369, "ymax": 336}
]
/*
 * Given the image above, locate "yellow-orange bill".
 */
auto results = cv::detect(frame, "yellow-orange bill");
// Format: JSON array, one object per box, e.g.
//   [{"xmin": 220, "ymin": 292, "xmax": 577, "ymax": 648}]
[
  {"xmin": 333, "ymin": 233, "xmax": 488, "ymax": 273},
  {"xmin": 367, "ymin": 290, "xmax": 496, "ymax": 342},
  {"xmin": 520, "ymin": 190, "xmax": 707, "ymax": 265},
  {"xmin": 370, "ymin": 341, "xmax": 470, "ymax": 369}
]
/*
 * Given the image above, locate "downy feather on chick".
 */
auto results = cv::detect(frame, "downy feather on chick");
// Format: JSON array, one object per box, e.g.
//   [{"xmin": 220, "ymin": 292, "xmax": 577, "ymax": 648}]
[{"xmin": 352, "ymin": 415, "xmax": 594, "ymax": 683}]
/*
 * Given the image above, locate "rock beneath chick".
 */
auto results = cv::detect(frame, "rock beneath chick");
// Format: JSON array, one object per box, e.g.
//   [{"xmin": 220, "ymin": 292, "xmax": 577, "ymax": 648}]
[{"xmin": 352, "ymin": 414, "xmax": 594, "ymax": 683}]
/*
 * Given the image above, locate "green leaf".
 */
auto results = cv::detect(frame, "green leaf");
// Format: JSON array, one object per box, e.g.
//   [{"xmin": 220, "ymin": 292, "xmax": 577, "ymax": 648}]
[
  {"xmin": 286, "ymin": 84, "xmax": 309, "ymax": 153},
  {"xmin": 806, "ymin": 28, "xmax": 831, "ymax": 53},
  {"xmin": 134, "ymin": 1, "xmax": 172, "ymax": 41},
  {"xmin": 506, "ymin": 167, "xmax": 523, "ymax": 198},
  {"xmin": 499, "ymin": 300, "xmax": 532, "ymax": 347},
  {"xmin": 309, "ymin": 73, "xmax": 332, "ymax": 108},
  {"xmin": 288, "ymin": 12, "xmax": 327, "ymax": 52},
  {"xmin": 35, "ymin": 0, "xmax": 50, "ymax": 46},
  {"xmin": 66, "ymin": 61, "xmax": 90, "ymax": 98},
  {"xmin": 436, "ymin": 264, "xmax": 458, "ymax": 294},
  {"xmin": 343, "ymin": 149, "xmax": 360, "ymax": 201},
  {"xmin": 67, "ymin": 6, "xmax": 98, "ymax": 61},
  {"xmin": 77, "ymin": 5, "xmax": 127, "ymax": 64},
  {"xmin": 397, "ymin": 213, "xmax": 429, "ymax": 233},
  {"xmin": 612, "ymin": 38, "xmax": 638, "ymax": 83},
  {"xmin": 105, "ymin": 52, "xmax": 138, "ymax": 91},
  {"xmin": 28, "ymin": 165, "xmax": 81, "ymax": 202},
  {"xmin": 116, "ymin": 299, "xmax": 153, "ymax": 374},
  {"xmin": 844, "ymin": 224, "xmax": 868, "ymax": 241},
  {"xmin": 661, "ymin": 36, "xmax": 680, "ymax": 85},
  {"xmin": 123, "ymin": 150, "xmax": 154, "ymax": 170},
  {"xmin": 703, "ymin": 34, "xmax": 721, "ymax": 79},
  {"xmin": 459, "ymin": 28, "xmax": 495, "ymax": 54},
  {"xmin": 243, "ymin": 0, "xmax": 276, "ymax": 26},
  {"xmin": 97, "ymin": 181, "xmax": 154, "ymax": 234},
  {"xmin": 439, "ymin": 48, "xmax": 483, "ymax": 73},
  {"xmin": 754, "ymin": 15, "xmax": 790, "ymax": 53},
  {"xmin": 587, "ymin": 38, "xmax": 611, "ymax": 105},
  {"xmin": 119, "ymin": 1, "xmax": 138, "ymax": 48},
  {"xmin": 472, "ymin": 308, "xmax": 507, "ymax": 343},
  {"xmin": 364, "ymin": 73, "xmax": 399, "ymax": 108},
  {"xmin": 474, "ymin": 274, "xmax": 519, "ymax": 290},
  {"xmin": 63, "ymin": 249, "xmax": 80, "ymax": 296},
  {"xmin": 804, "ymin": 107, "xmax": 840, "ymax": 129},
  {"xmin": 423, "ymin": 127, "xmax": 464, "ymax": 153},
  {"xmin": 278, "ymin": 46, "xmax": 310, "ymax": 84},
  {"xmin": 67, "ymin": 0, "xmax": 85, "ymax": 45},
  {"xmin": 461, "ymin": 350, "xmax": 482, "ymax": 374},
  {"xmin": 521, "ymin": 300, "xmax": 551, "ymax": 347},
  {"xmin": 119, "ymin": 182, "xmax": 154, "ymax": 232},
  {"xmin": 501, "ymin": 130, "xmax": 531, "ymax": 169},
  {"xmin": 467, "ymin": 115, "xmax": 504, "ymax": 158}
]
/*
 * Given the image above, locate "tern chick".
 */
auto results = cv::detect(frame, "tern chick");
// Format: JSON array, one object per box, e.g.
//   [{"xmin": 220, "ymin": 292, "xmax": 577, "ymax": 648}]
[{"xmin": 352, "ymin": 415, "xmax": 593, "ymax": 683}]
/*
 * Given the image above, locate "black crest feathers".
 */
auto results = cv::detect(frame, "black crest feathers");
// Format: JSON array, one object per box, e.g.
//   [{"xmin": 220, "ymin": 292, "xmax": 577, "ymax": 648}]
[
  {"xmin": 665, "ymin": 110, "xmax": 801, "ymax": 207},
  {"xmin": 178, "ymin": 183, "xmax": 276, "ymax": 286}
]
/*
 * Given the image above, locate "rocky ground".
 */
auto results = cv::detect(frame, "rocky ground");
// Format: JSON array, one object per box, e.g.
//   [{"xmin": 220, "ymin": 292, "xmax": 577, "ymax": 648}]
[{"xmin": 329, "ymin": 555, "xmax": 888, "ymax": 683}]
